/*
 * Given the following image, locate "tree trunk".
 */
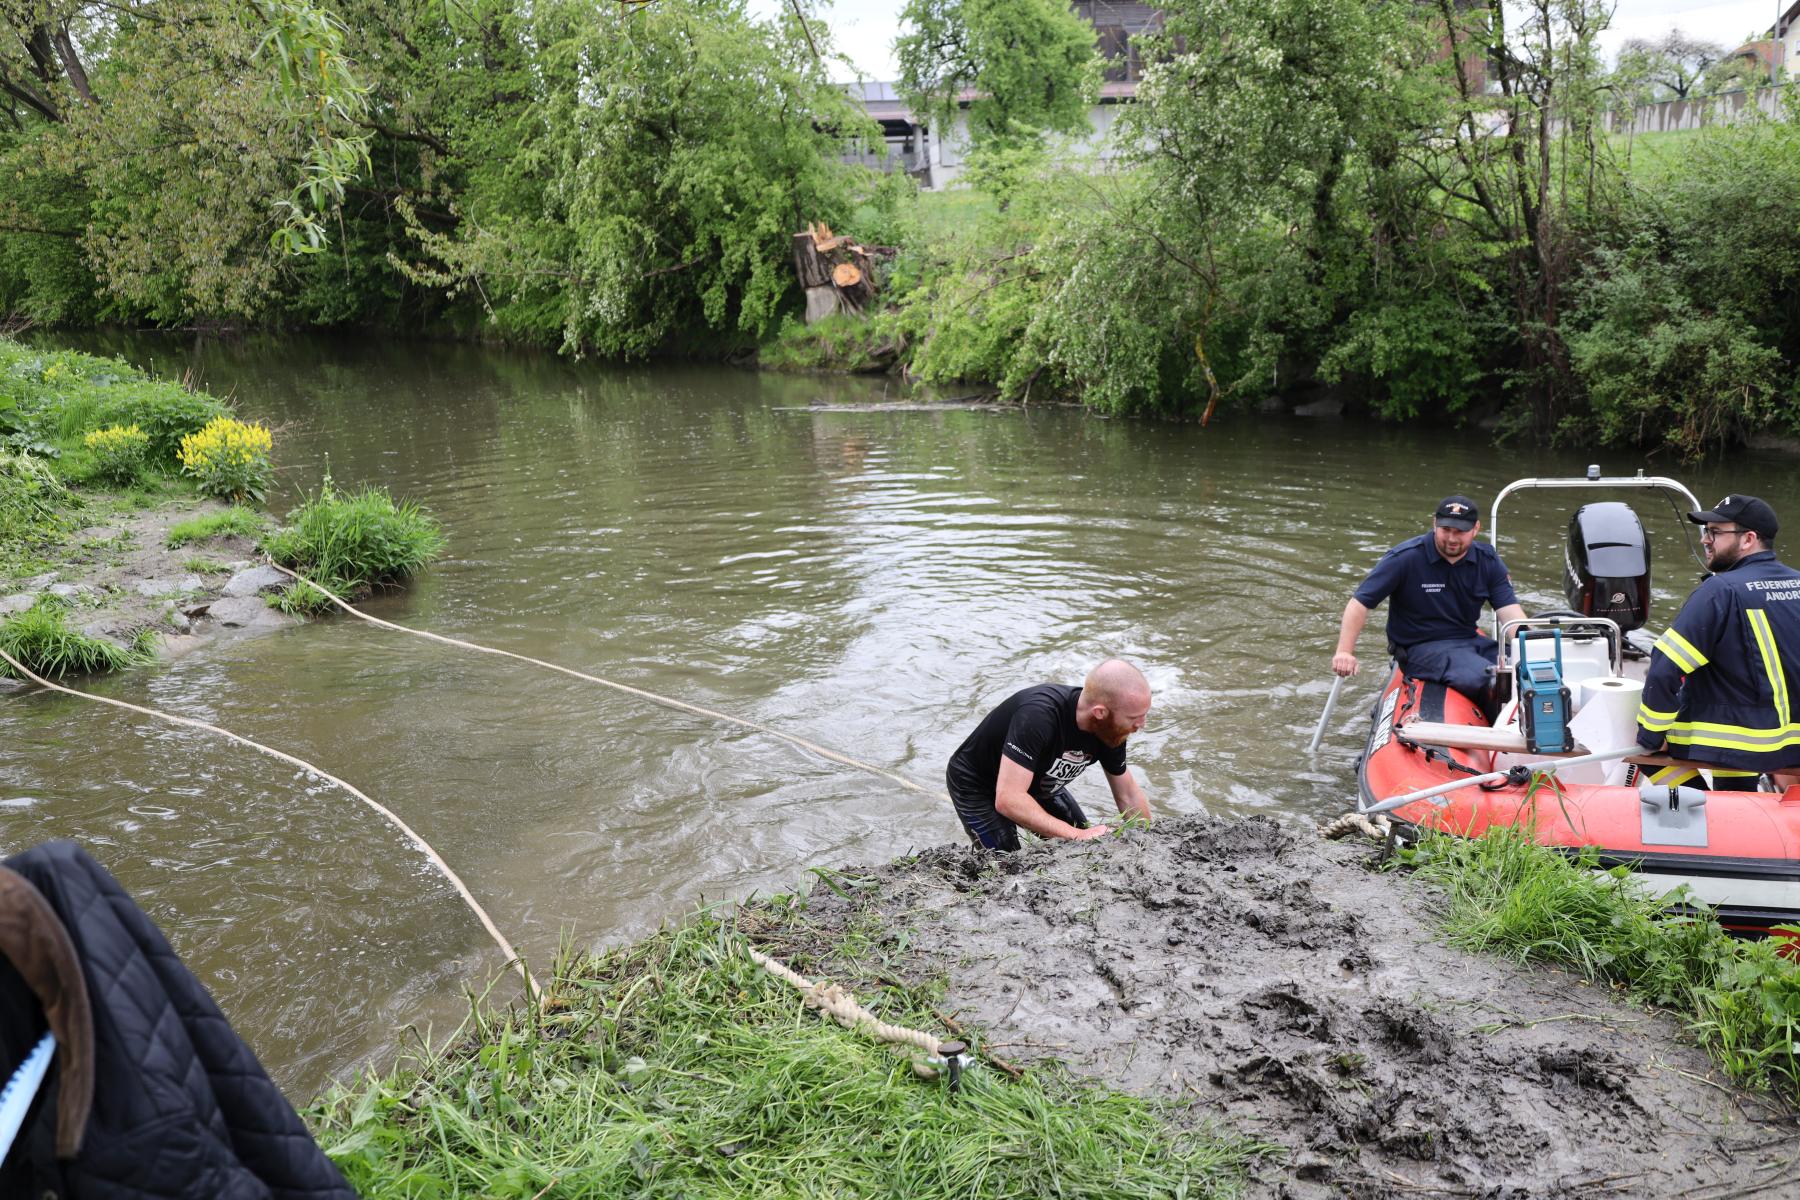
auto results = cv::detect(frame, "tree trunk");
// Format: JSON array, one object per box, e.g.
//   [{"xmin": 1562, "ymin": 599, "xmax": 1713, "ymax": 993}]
[{"xmin": 792, "ymin": 223, "xmax": 881, "ymax": 323}]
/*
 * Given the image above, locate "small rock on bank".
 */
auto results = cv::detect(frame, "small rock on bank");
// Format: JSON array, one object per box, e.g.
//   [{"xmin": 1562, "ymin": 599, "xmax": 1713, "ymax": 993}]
[{"xmin": 221, "ymin": 565, "xmax": 291, "ymax": 598}]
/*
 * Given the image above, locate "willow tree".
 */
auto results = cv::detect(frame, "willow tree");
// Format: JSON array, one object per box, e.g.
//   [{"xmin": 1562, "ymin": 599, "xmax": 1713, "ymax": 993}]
[
  {"xmin": 396, "ymin": 0, "xmax": 878, "ymax": 356},
  {"xmin": 1005, "ymin": 0, "xmax": 1444, "ymax": 418},
  {"xmin": 895, "ymin": 0, "xmax": 1101, "ymax": 149},
  {"xmin": 0, "ymin": 0, "xmax": 368, "ymax": 321}
]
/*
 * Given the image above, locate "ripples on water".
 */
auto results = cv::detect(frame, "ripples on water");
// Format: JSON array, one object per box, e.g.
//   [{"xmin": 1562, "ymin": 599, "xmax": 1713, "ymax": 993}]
[{"xmin": 3, "ymin": 334, "xmax": 1794, "ymax": 1097}]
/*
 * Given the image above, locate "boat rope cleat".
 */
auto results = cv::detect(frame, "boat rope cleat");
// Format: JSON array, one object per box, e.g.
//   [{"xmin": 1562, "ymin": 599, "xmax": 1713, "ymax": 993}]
[{"xmin": 1639, "ymin": 780, "xmax": 1710, "ymax": 848}]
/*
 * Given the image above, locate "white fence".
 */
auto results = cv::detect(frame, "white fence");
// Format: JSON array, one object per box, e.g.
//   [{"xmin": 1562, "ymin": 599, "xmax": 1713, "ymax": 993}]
[{"xmin": 1605, "ymin": 83, "xmax": 1793, "ymax": 135}]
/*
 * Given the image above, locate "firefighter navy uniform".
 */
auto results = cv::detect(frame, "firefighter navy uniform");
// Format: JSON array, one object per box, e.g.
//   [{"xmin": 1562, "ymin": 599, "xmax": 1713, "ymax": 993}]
[{"xmin": 1636, "ymin": 550, "xmax": 1800, "ymax": 775}]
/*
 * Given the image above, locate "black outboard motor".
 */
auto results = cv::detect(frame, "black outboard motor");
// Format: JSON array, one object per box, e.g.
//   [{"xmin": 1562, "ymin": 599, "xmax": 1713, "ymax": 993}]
[{"xmin": 1564, "ymin": 501, "xmax": 1650, "ymax": 631}]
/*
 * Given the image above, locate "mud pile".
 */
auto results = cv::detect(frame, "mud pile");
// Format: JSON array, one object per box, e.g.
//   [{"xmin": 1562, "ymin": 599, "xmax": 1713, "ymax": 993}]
[{"xmin": 782, "ymin": 815, "xmax": 1796, "ymax": 1198}]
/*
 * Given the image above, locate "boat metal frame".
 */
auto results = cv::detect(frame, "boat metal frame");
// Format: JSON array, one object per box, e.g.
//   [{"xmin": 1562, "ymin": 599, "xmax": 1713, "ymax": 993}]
[{"xmin": 1486, "ymin": 467, "xmax": 1706, "ymax": 644}]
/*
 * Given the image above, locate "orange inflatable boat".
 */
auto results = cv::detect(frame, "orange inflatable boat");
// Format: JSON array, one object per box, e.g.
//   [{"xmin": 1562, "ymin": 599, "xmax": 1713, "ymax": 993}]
[{"xmin": 1354, "ymin": 471, "xmax": 1800, "ymax": 938}]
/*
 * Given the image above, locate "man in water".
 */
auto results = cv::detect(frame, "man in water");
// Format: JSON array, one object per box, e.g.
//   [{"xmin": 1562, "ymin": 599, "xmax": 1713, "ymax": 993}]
[
  {"xmin": 1636, "ymin": 494, "xmax": 1800, "ymax": 791},
  {"xmin": 1332, "ymin": 494, "xmax": 1527, "ymax": 713},
  {"xmin": 945, "ymin": 659, "xmax": 1153, "ymax": 851}
]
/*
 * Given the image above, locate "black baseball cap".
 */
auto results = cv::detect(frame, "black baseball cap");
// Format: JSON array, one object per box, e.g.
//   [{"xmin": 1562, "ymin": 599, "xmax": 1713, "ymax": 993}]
[
  {"xmin": 1688, "ymin": 494, "xmax": 1778, "ymax": 539},
  {"xmin": 1434, "ymin": 495, "xmax": 1479, "ymax": 531}
]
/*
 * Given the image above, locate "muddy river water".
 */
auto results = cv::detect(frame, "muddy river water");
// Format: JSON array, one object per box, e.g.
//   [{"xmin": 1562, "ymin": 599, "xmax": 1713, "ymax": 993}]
[{"xmin": 3, "ymin": 334, "xmax": 1796, "ymax": 1099}]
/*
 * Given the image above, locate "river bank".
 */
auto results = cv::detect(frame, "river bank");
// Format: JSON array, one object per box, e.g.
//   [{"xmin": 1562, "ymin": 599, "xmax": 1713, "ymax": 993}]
[
  {"xmin": 310, "ymin": 814, "xmax": 1798, "ymax": 1198},
  {"xmin": 1, "ymin": 338, "xmax": 448, "ymax": 683},
  {"xmin": 0, "ymin": 499, "xmax": 299, "ymax": 689}
]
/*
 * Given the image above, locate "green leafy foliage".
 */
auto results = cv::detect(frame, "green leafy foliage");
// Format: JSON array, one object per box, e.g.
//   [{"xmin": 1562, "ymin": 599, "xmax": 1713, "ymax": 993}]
[
  {"xmin": 1564, "ymin": 247, "xmax": 1783, "ymax": 459},
  {"xmin": 176, "ymin": 416, "xmax": 274, "ymax": 504},
  {"xmin": 395, "ymin": 0, "xmax": 877, "ymax": 357},
  {"xmin": 82, "ymin": 424, "xmax": 151, "ymax": 485},
  {"xmin": 0, "ymin": 341, "xmax": 227, "ymax": 465},
  {"xmin": 261, "ymin": 476, "xmax": 446, "ymax": 610},
  {"xmin": 896, "ymin": 0, "xmax": 1102, "ymax": 149}
]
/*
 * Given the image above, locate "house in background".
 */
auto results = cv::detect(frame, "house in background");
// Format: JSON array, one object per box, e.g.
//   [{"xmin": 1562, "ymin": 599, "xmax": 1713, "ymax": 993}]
[
  {"xmin": 847, "ymin": 1, "xmax": 1161, "ymax": 190},
  {"xmin": 1722, "ymin": 0, "xmax": 1800, "ymax": 83}
]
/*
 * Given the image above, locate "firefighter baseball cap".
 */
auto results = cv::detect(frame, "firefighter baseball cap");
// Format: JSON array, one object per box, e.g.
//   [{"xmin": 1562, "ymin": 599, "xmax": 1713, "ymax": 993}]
[
  {"xmin": 1688, "ymin": 494, "xmax": 1778, "ymax": 539},
  {"xmin": 1434, "ymin": 495, "xmax": 1479, "ymax": 531}
]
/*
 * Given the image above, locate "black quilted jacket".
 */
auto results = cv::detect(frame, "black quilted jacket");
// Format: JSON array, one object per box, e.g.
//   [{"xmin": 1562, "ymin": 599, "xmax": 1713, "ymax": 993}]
[{"xmin": 0, "ymin": 841, "xmax": 356, "ymax": 1199}]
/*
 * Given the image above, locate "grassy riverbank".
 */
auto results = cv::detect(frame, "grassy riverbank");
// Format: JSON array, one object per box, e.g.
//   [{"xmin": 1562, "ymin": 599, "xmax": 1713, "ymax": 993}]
[
  {"xmin": 1400, "ymin": 825, "xmax": 1800, "ymax": 1105},
  {"xmin": 0, "ymin": 338, "xmax": 443, "ymax": 677},
  {"xmin": 308, "ymin": 902, "xmax": 1271, "ymax": 1199},
  {"xmin": 303, "ymin": 817, "xmax": 1800, "ymax": 1196}
]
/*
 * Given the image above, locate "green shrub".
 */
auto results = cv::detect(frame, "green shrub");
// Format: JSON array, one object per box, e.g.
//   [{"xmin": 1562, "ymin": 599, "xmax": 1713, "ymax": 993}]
[
  {"xmin": 166, "ymin": 506, "xmax": 267, "ymax": 548},
  {"xmin": 1564, "ymin": 247, "xmax": 1783, "ymax": 461},
  {"xmin": 261, "ymin": 476, "xmax": 445, "ymax": 611},
  {"xmin": 760, "ymin": 313, "xmax": 904, "ymax": 374},
  {"xmin": 99, "ymin": 385, "xmax": 231, "ymax": 465},
  {"xmin": 0, "ymin": 598, "xmax": 151, "ymax": 679},
  {"xmin": 82, "ymin": 424, "xmax": 152, "ymax": 485},
  {"xmin": 0, "ymin": 340, "xmax": 230, "ymax": 465}
]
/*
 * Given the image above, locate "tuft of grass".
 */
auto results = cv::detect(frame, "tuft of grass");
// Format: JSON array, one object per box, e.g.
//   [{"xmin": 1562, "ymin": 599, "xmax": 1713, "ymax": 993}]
[
  {"xmin": 1398, "ymin": 826, "xmax": 1800, "ymax": 1104},
  {"xmin": 181, "ymin": 556, "xmax": 233, "ymax": 575},
  {"xmin": 308, "ymin": 914, "xmax": 1269, "ymax": 1199},
  {"xmin": 261, "ymin": 476, "xmax": 445, "ymax": 613},
  {"xmin": 165, "ymin": 506, "xmax": 266, "ymax": 548},
  {"xmin": 0, "ymin": 598, "xmax": 152, "ymax": 678}
]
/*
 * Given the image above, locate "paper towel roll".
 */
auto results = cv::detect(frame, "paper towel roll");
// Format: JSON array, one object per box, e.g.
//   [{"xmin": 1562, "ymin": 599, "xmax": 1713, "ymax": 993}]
[{"xmin": 1563, "ymin": 677, "xmax": 1644, "ymax": 786}]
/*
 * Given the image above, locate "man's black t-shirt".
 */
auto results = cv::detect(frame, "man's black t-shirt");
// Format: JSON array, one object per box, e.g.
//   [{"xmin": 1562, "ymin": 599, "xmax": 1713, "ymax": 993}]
[{"xmin": 946, "ymin": 684, "xmax": 1128, "ymax": 805}]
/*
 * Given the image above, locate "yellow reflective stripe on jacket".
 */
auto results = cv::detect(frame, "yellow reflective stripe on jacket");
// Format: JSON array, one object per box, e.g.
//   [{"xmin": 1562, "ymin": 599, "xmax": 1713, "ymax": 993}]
[
  {"xmin": 1646, "ymin": 766, "xmax": 1700, "ymax": 787},
  {"xmin": 1636, "ymin": 703, "xmax": 1679, "ymax": 732},
  {"xmin": 1748, "ymin": 609, "xmax": 1791, "ymax": 728},
  {"xmin": 1653, "ymin": 628, "xmax": 1707, "ymax": 673},
  {"xmin": 1663, "ymin": 720, "xmax": 1800, "ymax": 752}
]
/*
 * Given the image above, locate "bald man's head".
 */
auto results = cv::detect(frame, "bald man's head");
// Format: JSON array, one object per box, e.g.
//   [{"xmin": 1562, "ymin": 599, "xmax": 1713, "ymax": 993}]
[{"xmin": 1079, "ymin": 659, "xmax": 1151, "ymax": 746}]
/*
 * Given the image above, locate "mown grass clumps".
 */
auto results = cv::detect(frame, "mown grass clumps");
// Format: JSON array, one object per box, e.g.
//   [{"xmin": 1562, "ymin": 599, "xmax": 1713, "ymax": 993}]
[
  {"xmin": 0, "ymin": 598, "xmax": 152, "ymax": 678},
  {"xmin": 310, "ymin": 915, "xmax": 1265, "ymax": 1199},
  {"xmin": 262, "ymin": 476, "xmax": 445, "ymax": 613},
  {"xmin": 1398, "ymin": 826, "xmax": 1800, "ymax": 1104},
  {"xmin": 1, "ymin": 447, "xmax": 76, "ymax": 564}
]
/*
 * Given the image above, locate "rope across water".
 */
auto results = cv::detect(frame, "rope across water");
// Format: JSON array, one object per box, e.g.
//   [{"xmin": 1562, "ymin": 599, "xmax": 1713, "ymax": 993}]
[
  {"xmin": 0, "ymin": 643, "xmax": 539, "ymax": 1004},
  {"xmin": 264, "ymin": 562, "xmax": 953, "ymax": 802}
]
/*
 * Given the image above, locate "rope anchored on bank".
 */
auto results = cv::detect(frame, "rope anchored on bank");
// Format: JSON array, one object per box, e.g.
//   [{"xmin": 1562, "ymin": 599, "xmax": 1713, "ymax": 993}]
[
  {"xmin": 1320, "ymin": 812, "xmax": 1392, "ymax": 841},
  {"xmin": 744, "ymin": 944, "xmax": 969, "ymax": 1084}
]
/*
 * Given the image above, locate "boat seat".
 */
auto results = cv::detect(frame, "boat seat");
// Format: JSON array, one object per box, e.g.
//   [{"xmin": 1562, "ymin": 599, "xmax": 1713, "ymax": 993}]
[{"xmin": 1399, "ymin": 721, "xmax": 1529, "ymax": 753}]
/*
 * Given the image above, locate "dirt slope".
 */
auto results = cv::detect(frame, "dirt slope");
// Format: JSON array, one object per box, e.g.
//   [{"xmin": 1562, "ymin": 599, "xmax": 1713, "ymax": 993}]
[{"xmin": 777, "ymin": 815, "xmax": 1797, "ymax": 1199}]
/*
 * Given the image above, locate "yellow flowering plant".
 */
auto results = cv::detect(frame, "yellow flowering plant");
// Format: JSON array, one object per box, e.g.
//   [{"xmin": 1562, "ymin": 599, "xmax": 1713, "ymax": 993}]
[
  {"xmin": 83, "ymin": 424, "xmax": 151, "ymax": 485},
  {"xmin": 177, "ymin": 416, "xmax": 274, "ymax": 503}
]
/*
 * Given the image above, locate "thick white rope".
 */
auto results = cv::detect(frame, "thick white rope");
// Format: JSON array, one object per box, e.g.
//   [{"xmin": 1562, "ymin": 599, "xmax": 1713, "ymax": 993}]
[
  {"xmin": 745, "ymin": 944, "xmax": 943, "ymax": 1056},
  {"xmin": 265, "ymin": 562, "xmax": 953, "ymax": 802},
  {"xmin": 0, "ymin": 644, "xmax": 539, "ymax": 1005},
  {"xmin": 1320, "ymin": 811, "xmax": 1391, "ymax": 841}
]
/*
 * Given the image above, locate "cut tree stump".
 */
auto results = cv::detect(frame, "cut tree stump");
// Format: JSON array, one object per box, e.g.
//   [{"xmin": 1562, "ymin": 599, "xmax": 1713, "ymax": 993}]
[{"xmin": 793, "ymin": 222, "xmax": 881, "ymax": 323}]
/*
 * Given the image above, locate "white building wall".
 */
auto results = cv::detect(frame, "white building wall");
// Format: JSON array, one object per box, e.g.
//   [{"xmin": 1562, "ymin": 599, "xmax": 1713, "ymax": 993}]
[{"xmin": 927, "ymin": 103, "xmax": 1130, "ymax": 189}]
